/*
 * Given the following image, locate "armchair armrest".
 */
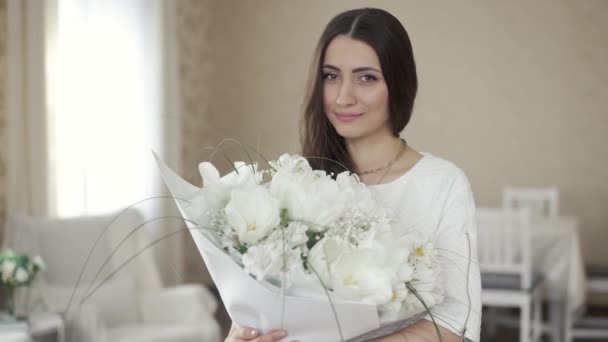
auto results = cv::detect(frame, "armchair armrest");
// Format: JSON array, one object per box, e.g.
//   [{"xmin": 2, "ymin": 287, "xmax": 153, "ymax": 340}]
[
  {"xmin": 140, "ymin": 284, "xmax": 219, "ymax": 324},
  {"xmin": 66, "ymin": 302, "xmax": 108, "ymax": 342}
]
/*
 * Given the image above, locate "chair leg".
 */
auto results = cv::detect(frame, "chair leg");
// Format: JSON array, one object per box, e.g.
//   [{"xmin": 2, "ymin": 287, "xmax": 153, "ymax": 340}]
[
  {"xmin": 521, "ymin": 303, "xmax": 531, "ymax": 342},
  {"xmin": 484, "ymin": 307, "xmax": 499, "ymax": 336},
  {"xmin": 533, "ymin": 292, "xmax": 542, "ymax": 341},
  {"xmin": 564, "ymin": 306, "xmax": 573, "ymax": 342}
]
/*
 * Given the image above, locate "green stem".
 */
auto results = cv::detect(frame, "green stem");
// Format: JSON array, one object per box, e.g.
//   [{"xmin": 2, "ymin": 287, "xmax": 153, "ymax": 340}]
[
  {"xmin": 305, "ymin": 262, "xmax": 344, "ymax": 342},
  {"xmin": 406, "ymin": 283, "xmax": 443, "ymax": 342},
  {"xmin": 6, "ymin": 286, "xmax": 15, "ymax": 316}
]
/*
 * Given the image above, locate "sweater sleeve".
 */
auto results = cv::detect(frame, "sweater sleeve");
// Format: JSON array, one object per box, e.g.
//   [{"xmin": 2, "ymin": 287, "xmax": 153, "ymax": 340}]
[{"xmin": 422, "ymin": 168, "xmax": 482, "ymax": 342}]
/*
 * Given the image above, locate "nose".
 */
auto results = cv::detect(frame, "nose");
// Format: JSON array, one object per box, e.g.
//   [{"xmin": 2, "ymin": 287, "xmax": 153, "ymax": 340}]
[{"xmin": 336, "ymin": 80, "xmax": 356, "ymax": 106}]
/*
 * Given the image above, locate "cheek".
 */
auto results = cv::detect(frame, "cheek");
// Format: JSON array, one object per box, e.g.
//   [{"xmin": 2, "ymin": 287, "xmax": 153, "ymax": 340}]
[
  {"xmin": 323, "ymin": 84, "xmax": 336, "ymax": 111},
  {"xmin": 359, "ymin": 86, "xmax": 389, "ymax": 113}
]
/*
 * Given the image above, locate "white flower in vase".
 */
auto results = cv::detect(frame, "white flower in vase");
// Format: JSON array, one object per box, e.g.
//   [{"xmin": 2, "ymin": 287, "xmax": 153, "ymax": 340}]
[
  {"xmin": 15, "ymin": 267, "xmax": 29, "ymax": 283},
  {"xmin": 32, "ymin": 255, "xmax": 45, "ymax": 270},
  {"xmin": 1, "ymin": 260, "xmax": 16, "ymax": 283}
]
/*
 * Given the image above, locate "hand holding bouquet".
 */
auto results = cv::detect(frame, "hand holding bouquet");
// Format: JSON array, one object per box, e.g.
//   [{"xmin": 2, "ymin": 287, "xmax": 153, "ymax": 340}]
[{"xmin": 156, "ymin": 152, "xmax": 444, "ymax": 341}]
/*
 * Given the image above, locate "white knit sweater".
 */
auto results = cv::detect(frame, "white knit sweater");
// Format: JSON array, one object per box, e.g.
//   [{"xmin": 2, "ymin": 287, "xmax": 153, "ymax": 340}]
[{"xmin": 367, "ymin": 152, "xmax": 482, "ymax": 342}]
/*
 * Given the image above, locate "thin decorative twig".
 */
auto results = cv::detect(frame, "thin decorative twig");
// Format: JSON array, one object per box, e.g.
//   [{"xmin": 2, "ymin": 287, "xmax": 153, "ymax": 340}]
[
  {"xmin": 64, "ymin": 196, "xmax": 192, "ymax": 317},
  {"xmin": 406, "ymin": 282, "xmax": 444, "ymax": 342},
  {"xmin": 305, "ymin": 262, "xmax": 345, "ymax": 342},
  {"xmin": 75, "ymin": 224, "xmax": 211, "ymax": 313},
  {"xmin": 81, "ymin": 215, "xmax": 198, "ymax": 304}
]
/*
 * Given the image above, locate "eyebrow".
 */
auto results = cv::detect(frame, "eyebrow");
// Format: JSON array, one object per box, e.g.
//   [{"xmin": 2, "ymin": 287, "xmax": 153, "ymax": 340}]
[{"xmin": 322, "ymin": 64, "xmax": 381, "ymax": 73}]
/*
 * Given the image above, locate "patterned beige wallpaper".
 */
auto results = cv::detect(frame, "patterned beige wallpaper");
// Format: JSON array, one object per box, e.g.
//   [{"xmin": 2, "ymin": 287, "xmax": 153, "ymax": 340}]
[
  {"xmin": 175, "ymin": 1, "xmax": 608, "ymax": 290},
  {"xmin": 0, "ymin": 0, "xmax": 7, "ymax": 245},
  {"xmin": 177, "ymin": 0, "xmax": 608, "ymax": 268},
  {"xmin": 175, "ymin": 0, "xmax": 216, "ymax": 284}
]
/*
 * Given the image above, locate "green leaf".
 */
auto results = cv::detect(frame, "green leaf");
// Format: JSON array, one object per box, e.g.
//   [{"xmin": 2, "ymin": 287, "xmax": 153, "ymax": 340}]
[
  {"xmin": 237, "ymin": 244, "xmax": 248, "ymax": 254},
  {"xmin": 280, "ymin": 208, "xmax": 290, "ymax": 227},
  {"xmin": 306, "ymin": 231, "xmax": 324, "ymax": 250}
]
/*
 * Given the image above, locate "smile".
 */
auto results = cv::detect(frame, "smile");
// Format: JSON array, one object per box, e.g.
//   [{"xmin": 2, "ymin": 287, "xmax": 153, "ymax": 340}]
[{"xmin": 335, "ymin": 113, "xmax": 364, "ymax": 122}]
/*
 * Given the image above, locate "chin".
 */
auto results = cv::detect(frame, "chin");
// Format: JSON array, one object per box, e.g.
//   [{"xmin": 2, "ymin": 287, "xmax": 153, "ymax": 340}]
[{"xmin": 333, "ymin": 126, "xmax": 368, "ymax": 140}]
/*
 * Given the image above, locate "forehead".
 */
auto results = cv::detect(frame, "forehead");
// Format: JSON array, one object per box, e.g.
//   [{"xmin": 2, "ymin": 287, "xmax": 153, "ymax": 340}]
[{"xmin": 323, "ymin": 35, "xmax": 381, "ymax": 70}]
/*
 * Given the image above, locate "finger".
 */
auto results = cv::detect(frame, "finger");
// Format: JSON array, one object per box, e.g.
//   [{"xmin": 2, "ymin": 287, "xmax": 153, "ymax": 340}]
[
  {"xmin": 228, "ymin": 323, "xmax": 237, "ymax": 335},
  {"xmin": 254, "ymin": 330, "xmax": 288, "ymax": 342},
  {"xmin": 234, "ymin": 326, "xmax": 260, "ymax": 340}
]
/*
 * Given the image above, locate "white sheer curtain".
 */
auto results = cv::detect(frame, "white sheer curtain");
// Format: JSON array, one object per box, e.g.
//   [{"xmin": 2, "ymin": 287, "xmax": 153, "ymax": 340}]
[
  {"xmin": 49, "ymin": 0, "xmax": 183, "ymax": 283},
  {"xmin": 6, "ymin": 0, "xmax": 184, "ymax": 284},
  {"xmin": 50, "ymin": 0, "xmax": 164, "ymax": 217}
]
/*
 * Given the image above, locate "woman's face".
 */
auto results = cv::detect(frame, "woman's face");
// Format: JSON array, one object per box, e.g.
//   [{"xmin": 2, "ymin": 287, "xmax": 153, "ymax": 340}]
[{"xmin": 322, "ymin": 35, "xmax": 391, "ymax": 141}]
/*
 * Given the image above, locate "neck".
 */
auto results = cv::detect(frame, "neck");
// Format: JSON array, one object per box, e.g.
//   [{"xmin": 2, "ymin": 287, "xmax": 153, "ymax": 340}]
[{"xmin": 346, "ymin": 133, "xmax": 405, "ymax": 174}]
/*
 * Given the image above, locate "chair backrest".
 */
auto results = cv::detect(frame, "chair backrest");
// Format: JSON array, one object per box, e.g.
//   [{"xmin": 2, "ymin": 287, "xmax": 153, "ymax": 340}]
[
  {"xmin": 503, "ymin": 186, "xmax": 559, "ymax": 219},
  {"xmin": 7, "ymin": 208, "xmax": 163, "ymax": 299},
  {"xmin": 477, "ymin": 207, "xmax": 533, "ymax": 289}
]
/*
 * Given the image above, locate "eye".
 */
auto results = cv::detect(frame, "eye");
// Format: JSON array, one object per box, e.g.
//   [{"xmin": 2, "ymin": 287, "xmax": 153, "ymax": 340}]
[
  {"xmin": 322, "ymin": 72, "xmax": 338, "ymax": 81},
  {"xmin": 360, "ymin": 74, "xmax": 378, "ymax": 82}
]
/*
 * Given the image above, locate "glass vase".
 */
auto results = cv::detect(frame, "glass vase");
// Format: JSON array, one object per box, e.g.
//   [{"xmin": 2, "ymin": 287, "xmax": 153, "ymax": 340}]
[{"xmin": 6, "ymin": 286, "xmax": 15, "ymax": 317}]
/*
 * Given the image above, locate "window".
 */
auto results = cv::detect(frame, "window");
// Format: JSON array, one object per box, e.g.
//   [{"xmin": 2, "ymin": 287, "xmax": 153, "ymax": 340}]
[{"xmin": 49, "ymin": 0, "xmax": 165, "ymax": 217}]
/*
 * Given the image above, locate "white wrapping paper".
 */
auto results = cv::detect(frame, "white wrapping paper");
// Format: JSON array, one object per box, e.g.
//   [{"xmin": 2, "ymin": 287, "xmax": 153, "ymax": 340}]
[{"xmin": 154, "ymin": 153, "xmax": 391, "ymax": 341}]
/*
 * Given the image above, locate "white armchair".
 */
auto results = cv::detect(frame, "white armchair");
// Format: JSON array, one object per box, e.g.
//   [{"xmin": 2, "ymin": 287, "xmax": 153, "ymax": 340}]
[{"xmin": 6, "ymin": 209, "xmax": 222, "ymax": 342}]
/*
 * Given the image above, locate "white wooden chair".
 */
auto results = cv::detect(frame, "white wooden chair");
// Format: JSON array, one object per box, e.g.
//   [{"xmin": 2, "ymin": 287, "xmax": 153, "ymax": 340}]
[
  {"xmin": 478, "ymin": 207, "xmax": 543, "ymax": 342},
  {"xmin": 503, "ymin": 186, "xmax": 559, "ymax": 219}
]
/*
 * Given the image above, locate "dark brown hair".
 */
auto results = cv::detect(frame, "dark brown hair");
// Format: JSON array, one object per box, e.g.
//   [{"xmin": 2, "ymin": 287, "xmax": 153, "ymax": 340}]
[{"xmin": 300, "ymin": 8, "xmax": 418, "ymax": 176}]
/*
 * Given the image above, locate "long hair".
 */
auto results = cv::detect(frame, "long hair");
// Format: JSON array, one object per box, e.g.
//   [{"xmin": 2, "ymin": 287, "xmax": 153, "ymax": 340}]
[{"xmin": 300, "ymin": 8, "xmax": 418, "ymax": 176}]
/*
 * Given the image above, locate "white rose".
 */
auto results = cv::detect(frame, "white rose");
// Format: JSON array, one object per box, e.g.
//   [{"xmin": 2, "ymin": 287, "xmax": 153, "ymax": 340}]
[
  {"xmin": 241, "ymin": 221, "xmax": 309, "ymax": 283},
  {"xmin": 225, "ymin": 186, "xmax": 280, "ymax": 244},
  {"xmin": 15, "ymin": 267, "xmax": 29, "ymax": 283},
  {"xmin": 337, "ymin": 171, "xmax": 385, "ymax": 219},
  {"xmin": 306, "ymin": 236, "xmax": 352, "ymax": 285},
  {"xmin": 1, "ymin": 260, "xmax": 16, "ymax": 283},
  {"xmin": 270, "ymin": 171, "xmax": 345, "ymax": 230},
  {"xmin": 270, "ymin": 154, "xmax": 312, "ymax": 175},
  {"xmin": 331, "ymin": 249, "xmax": 393, "ymax": 305},
  {"xmin": 32, "ymin": 255, "xmax": 45, "ymax": 270}
]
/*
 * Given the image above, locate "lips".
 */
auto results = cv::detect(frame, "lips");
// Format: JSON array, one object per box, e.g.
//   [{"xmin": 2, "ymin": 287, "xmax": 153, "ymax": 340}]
[{"xmin": 335, "ymin": 112, "xmax": 363, "ymax": 122}]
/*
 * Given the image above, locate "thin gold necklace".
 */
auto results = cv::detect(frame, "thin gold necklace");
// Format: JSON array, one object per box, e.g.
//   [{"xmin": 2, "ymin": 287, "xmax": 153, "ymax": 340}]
[{"xmin": 355, "ymin": 139, "xmax": 406, "ymax": 176}]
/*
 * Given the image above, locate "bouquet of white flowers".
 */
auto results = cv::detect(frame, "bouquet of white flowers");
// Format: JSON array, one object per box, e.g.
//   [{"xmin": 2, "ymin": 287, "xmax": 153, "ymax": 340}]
[
  {"xmin": 155, "ymin": 152, "xmax": 444, "ymax": 341},
  {"xmin": 0, "ymin": 249, "xmax": 45, "ymax": 316}
]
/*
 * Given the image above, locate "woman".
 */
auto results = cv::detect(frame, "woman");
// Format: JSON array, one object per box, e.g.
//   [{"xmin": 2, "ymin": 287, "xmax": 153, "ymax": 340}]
[{"xmin": 226, "ymin": 8, "xmax": 481, "ymax": 342}]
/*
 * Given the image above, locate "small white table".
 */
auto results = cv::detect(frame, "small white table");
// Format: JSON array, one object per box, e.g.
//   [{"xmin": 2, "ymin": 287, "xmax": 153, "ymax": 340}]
[
  {"xmin": 0, "ymin": 319, "xmax": 33, "ymax": 342},
  {"xmin": 532, "ymin": 216, "xmax": 586, "ymax": 341},
  {"xmin": 0, "ymin": 312, "xmax": 64, "ymax": 342},
  {"xmin": 0, "ymin": 332, "xmax": 34, "ymax": 342}
]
